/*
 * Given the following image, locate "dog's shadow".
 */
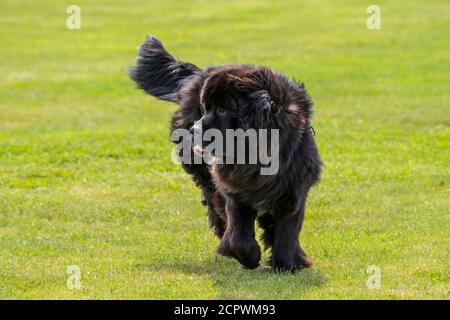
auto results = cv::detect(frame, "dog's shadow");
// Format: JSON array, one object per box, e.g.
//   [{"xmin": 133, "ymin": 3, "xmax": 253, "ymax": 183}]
[{"xmin": 136, "ymin": 254, "xmax": 326, "ymax": 298}]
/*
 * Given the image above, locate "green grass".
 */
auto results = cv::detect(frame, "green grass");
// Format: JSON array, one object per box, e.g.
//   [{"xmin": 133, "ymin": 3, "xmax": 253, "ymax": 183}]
[{"xmin": 0, "ymin": 0, "xmax": 449, "ymax": 299}]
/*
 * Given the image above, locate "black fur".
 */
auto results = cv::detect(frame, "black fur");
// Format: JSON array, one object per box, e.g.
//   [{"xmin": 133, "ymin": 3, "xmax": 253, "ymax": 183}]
[
  {"xmin": 130, "ymin": 36, "xmax": 322, "ymax": 272},
  {"xmin": 129, "ymin": 36, "xmax": 201, "ymax": 102}
]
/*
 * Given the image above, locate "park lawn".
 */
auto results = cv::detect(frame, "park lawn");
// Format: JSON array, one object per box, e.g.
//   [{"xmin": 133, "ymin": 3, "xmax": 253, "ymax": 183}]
[{"xmin": 0, "ymin": 0, "xmax": 448, "ymax": 299}]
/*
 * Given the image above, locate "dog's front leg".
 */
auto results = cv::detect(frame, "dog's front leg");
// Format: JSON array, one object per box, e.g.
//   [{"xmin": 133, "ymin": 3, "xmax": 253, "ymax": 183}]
[
  {"xmin": 217, "ymin": 198, "xmax": 260, "ymax": 269},
  {"xmin": 271, "ymin": 201, "xmax": 312, "ymax": 272}
]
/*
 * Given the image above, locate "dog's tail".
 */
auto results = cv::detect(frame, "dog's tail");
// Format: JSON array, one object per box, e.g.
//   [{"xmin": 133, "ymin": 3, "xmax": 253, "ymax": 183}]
[{"xmin": 129, "ymin": 35, "xmax": 201, "ymax": 102}]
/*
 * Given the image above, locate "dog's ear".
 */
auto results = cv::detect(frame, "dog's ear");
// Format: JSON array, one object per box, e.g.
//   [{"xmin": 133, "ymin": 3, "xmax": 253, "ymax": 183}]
[
  {"xmin": 200, "ymin": 72, "xmax": 232, "ymax": 108},
  {"xmin": 248, "ymin": 90, "xmax": 274, "ymax": 112}
]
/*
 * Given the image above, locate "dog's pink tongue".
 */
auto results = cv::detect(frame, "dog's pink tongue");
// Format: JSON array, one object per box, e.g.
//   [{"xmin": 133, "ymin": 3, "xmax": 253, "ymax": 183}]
[{"xmin": 192, "ymin": 145, "xmax": 204, "ymax": 155}]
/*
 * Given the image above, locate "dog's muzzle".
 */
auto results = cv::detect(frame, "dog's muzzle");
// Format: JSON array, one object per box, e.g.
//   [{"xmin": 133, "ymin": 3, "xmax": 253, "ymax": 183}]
[{"xmin": 190, "ymin": 120, "xmax": 204, "ymax": 154}]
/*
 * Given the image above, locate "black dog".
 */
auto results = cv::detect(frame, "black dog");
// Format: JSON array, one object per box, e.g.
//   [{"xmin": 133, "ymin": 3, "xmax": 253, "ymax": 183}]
[{"xmin": 130, "ymin": 36, "xmax": 322, "ymax": 271}]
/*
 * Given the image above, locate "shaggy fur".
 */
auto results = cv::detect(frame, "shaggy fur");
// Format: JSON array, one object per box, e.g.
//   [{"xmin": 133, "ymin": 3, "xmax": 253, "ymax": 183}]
[{"xmin": 130, "ymin": 36, "xmax": 322, "ymax": 271}]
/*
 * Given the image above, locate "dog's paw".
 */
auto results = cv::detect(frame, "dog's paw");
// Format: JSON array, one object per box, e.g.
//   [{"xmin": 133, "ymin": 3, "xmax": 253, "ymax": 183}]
[
  {"xmin": 271, "ymin": 252, "xmax": 312, "ymax": 273},
  {"xmin": 218, "ymin": 235, "xmax": 261, "ymax": 269},
  {"xmin": 217, "ymin": 240, "xmax": 236, "ymax": 259},
  {"xmin": 229, "ymin": 238, "xmax": 261, "ymax": 270}
]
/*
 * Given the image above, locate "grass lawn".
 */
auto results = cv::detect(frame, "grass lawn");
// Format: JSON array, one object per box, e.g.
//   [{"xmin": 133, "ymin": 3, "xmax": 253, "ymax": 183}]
[{"xmin": 0, "ymin": 0, "xmax": 448, "ymax": 299}]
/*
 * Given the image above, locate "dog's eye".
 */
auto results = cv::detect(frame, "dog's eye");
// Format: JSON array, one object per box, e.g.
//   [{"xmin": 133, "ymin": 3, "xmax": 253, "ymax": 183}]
[
  {"xmin": 216, "ymin": 107, "xmax": 227, "ymax": 116},
  {"xmin": 260, "ymin": 99, "xmax": 273, "ymax": 112}
]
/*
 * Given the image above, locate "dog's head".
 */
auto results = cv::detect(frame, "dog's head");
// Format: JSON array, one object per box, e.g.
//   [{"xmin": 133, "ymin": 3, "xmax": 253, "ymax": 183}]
[{"xmin": 190, "ymin": 65, "xmax": 313, "ymax": 162}]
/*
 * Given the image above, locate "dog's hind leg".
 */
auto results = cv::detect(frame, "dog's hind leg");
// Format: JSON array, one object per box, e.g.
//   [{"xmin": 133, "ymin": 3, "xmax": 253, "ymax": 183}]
[
  {"xmin": 218, "ymin": 198, "xmax": 261, "ymax": 269},
  {"xmin": 257, "ymin": 213, "xmax": 275, "ymax": 250},
  {"xmin": 204, "ymin": 190, "xmax": 226, "ymax": 238},
  {"xmin": 257, "ymin": 212, "xmax": 276, "ymax": 266}
]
